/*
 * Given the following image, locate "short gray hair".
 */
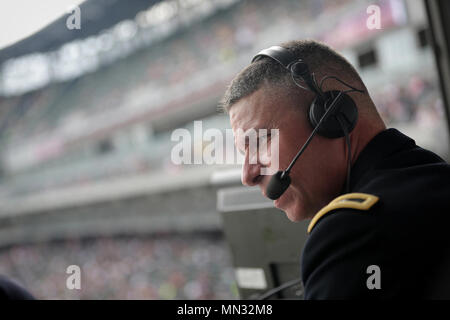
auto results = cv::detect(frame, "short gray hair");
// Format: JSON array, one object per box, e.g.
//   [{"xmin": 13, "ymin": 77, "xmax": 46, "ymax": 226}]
[{"xmin": 219, "ymin": 39, "xmax": 363, "ymax": 113}]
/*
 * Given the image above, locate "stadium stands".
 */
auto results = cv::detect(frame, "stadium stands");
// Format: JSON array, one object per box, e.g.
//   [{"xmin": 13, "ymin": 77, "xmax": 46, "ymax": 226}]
[{"xmin": 0, "ymin": 233, "xmax": 237, "ymax": 299}]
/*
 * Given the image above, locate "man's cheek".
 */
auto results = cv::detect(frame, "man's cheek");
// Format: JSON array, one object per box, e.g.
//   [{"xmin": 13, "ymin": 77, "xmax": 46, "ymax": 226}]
[
  {"xmin": 259, "ymin": 144, "xmax": 280, "ymax": 176},
  {"xmin": 277, "ymin": 144, "xmax": 292, "ymax": 169},
  {"xmin": 260, "ymin": 132, "xmax": 281, "ymax": 175}
]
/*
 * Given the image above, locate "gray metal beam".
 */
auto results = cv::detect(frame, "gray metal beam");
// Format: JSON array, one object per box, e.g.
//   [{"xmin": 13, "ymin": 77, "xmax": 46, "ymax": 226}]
[{"xmin": 425, "ymin": 0, "xmax": 450, "ymax": 145}]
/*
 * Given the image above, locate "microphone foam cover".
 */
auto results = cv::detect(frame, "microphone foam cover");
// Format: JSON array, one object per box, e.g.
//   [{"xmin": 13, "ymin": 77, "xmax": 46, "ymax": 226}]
[{"xmin": 266, "ymin": 171, "xmax": 291, "ymax": 200}]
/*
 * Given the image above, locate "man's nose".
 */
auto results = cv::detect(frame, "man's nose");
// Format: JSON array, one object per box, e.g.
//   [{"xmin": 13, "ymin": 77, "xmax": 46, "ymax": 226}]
[{"xmin": 241, "ymin": 151, "xmax": 262, "ymax": 186}]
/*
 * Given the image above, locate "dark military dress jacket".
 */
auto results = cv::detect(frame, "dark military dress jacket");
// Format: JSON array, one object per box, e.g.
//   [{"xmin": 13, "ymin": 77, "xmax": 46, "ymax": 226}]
[{"xmin": 301, "ymin": 128, "xmax": 450, "ymax": 299}]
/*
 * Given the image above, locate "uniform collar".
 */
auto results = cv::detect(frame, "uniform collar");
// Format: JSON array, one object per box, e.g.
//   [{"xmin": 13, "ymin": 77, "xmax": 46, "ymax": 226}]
[{"xmin": 349, "ymin": 128, "xmax": 416, "ymax": 190}]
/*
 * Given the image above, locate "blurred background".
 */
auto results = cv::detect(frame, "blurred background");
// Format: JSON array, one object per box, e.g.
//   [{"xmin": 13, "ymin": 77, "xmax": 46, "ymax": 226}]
[{"xmin": 0, "ymin": 0, "xmax": 448, "ymax": 299}]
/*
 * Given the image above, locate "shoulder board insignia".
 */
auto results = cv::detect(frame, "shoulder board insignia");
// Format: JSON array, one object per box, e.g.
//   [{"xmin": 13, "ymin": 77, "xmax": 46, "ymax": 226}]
[{"xmin": 307, "ymin": 193, "xmax": 379, "ymax": 234}]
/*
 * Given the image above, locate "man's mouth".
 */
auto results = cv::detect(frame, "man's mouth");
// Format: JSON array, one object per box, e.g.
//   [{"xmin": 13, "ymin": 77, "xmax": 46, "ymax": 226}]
[{"xmin": 273, "ymin": 198, "xmax": 280, "ymax": 208}]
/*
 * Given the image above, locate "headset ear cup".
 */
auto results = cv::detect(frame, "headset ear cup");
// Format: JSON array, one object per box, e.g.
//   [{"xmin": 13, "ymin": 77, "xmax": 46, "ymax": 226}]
[{"xmin": 308, "ymin": 90, "xmax": 358, "ymax": 139}]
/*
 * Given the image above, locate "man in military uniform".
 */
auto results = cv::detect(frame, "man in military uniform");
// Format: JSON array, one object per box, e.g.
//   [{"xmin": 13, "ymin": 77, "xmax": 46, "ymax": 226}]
[{"xmin": 221, "ymin": 40, "xmax": 450, "ymax": 299}]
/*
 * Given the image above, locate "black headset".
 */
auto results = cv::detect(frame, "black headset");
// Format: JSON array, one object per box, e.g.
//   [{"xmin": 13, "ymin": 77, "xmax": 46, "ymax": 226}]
[
  {"xmin": 252, "ymin": 45, "xmax": 360, "ymax": 139},
  {"xmin": 250, "ymin": 45, "xmax": 365, "ymax": 201}
]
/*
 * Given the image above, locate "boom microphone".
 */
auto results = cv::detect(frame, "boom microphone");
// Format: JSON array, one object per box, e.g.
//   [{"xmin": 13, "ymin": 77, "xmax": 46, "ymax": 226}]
[
  {"xmin": 265, "ymin": 92, "xmax": 344, "ymax": 200},
  {"xmin": 266, "ymin": 171, "xmax": 291, "ymax": 200}
]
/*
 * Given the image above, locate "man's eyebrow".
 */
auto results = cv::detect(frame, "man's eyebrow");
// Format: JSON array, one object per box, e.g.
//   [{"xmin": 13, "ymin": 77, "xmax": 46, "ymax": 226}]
[
  {"xmin": 252, "ymin": 122, "xmax": 277, "ymax": 135},
  {"xmin": 242, "ymin": 123, "xmax": 273, "ymax": 133},
  {"xmin": 240, "ymin": 125, "xmax": 273, "ymax": 146}
]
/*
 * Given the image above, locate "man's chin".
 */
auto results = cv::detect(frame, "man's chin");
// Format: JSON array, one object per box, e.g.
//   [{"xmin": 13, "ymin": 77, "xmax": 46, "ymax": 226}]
[
  {"xmin": 274, "ymin": 197, "xmax": 303, "ymax": 222},
  {"xmin": 284, "ymin": 209, "xmax": 304, "ymax": 222}
]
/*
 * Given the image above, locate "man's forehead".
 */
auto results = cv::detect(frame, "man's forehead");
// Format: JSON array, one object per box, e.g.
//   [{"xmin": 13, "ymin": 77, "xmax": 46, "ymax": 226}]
[{"xmin": 229, "ymin": 88, "xmax": 277, "ymax": 132}]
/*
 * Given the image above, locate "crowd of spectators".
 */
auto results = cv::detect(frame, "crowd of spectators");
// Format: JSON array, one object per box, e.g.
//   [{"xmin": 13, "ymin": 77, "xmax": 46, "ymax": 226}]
[
  {"xmin": 374, "ymin": 75, "xmax": 441, "ymax": 125},
  {"xmin": 0, "ymin": 232, "xmax": 237, "ymax": 299}
]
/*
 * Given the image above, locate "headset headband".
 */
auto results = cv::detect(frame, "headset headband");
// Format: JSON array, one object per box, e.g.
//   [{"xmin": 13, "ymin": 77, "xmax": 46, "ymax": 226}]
[
  {"xmin": 252, "ymin": 45, "xmax": 316, "ymax": 94},
  {"xmin": 251, "ymin": 46, "xmax": 299, "ymax": 69}
]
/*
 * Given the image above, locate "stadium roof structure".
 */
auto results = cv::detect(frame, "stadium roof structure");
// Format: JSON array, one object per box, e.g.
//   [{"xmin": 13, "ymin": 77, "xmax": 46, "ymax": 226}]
[{"xmin": 0, "ymin": 0, "xmax": 161, "ymax": 65}]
